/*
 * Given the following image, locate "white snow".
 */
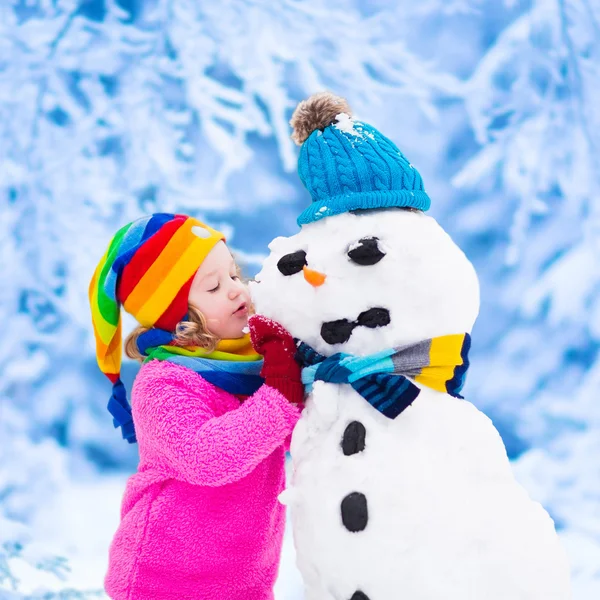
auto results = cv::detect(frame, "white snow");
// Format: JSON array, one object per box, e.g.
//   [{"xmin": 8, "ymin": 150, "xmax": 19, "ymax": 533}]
[
  {"xmin": 332, "ymin": 113, "xmax": 356, "ymax": 136},
  {"xmin": 346, "ymin": 239, "xmax": 361, "ymax": 252},
  {"xmin": 333, "ymin": 114, "xmax": 376, "ymax": 143}
]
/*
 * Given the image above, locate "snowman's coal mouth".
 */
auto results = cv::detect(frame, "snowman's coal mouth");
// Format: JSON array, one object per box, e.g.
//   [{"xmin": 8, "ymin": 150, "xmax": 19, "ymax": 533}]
[{"xmin": 321, "ymin": 308, "xmax": 391, "ymax": 345}]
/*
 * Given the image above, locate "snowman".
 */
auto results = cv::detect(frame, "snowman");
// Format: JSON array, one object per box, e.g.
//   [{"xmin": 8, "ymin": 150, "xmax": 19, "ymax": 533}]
[{"xmin": 250, "ymin": 93, "xmax": 572, "ymax": 600}]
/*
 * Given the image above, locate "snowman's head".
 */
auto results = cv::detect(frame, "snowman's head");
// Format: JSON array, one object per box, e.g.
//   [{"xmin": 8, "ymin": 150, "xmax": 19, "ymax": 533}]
[{"xmin": 251, "ymin": 208, "xmax": 479, "ymax": 356}]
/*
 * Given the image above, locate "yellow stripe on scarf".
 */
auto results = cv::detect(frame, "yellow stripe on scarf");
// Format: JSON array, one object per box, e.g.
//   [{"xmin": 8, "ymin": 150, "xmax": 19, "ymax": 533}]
[
  {"xmin": 414, "ymin": 334, "xmax": 466, "ymax": 393},
  {"xmin": 161, "ymin": 333, "xmax": 262, "ymax": 362}
]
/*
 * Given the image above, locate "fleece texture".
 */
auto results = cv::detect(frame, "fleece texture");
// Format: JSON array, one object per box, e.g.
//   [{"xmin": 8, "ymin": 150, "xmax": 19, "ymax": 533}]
[{"xmin": 104, "ymin": 359, "xmax": 301, "ymax": 600}]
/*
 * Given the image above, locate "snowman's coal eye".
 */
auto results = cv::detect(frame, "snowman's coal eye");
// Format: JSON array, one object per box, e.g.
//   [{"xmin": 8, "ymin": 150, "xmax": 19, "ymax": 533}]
[
  {"xmin": 347, "ymin": 237, "xmax": 385, "ymax": 266},
  {"xmin": 277, "ymin": 250, "xmax": 307, "ymax": 276}
]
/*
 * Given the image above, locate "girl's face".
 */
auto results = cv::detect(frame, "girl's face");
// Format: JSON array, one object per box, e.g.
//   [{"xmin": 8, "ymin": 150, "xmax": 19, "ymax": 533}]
[{"xmin": 188, "ymin": 241, "xmax": 251, "ymax": 339}]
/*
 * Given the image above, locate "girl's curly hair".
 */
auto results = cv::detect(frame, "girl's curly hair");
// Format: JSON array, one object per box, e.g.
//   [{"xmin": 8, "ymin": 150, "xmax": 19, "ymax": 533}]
[{"xmin": 124, "ymin": 304, "xmax": 220, "ymax": 362}]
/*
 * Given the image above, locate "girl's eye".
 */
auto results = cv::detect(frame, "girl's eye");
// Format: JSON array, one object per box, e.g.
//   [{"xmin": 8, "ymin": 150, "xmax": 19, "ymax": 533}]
[
  {"xmin": 277, "ymin": 250, "xmax": 307, "ymax": 276},
  {"xmin": 208, "ymin": 283, "xmax": 220, "ymax": 293},
  {"xmin": 231, "ymin": 274, "xmax": 240, "ymax": 280},
  {"xmin": 347, "ymin": 237, "xmax": 386, "ymax": 266}
]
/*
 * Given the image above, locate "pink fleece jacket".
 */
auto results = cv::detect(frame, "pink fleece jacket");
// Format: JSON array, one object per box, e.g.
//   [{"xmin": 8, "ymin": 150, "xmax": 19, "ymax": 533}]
[{"xmin": 104, "ymin": 359, "xmax": 302, "ymax": 600}]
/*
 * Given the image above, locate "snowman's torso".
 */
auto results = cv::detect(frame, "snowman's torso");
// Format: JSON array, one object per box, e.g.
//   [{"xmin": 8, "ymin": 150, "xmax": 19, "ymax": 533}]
[{"xmin": 286, "ymin": 382, "xmax": 571, "ymax": 600}]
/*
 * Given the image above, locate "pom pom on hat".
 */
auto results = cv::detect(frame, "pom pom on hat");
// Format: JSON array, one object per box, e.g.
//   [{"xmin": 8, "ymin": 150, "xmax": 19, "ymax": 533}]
[{"xmin": 290, "ymin": 91, "xmax": 352, "ymax": 146}]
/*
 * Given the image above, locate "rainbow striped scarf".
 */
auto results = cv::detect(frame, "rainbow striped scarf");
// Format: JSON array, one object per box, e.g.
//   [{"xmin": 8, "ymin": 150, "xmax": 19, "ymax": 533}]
[
  {"xmin": 137, "ymin": 330, "xmax": 264, "ymax": 396},
  {"xmin": 296, "ymin": 333, "xmax": 471, "ymax": 419}
]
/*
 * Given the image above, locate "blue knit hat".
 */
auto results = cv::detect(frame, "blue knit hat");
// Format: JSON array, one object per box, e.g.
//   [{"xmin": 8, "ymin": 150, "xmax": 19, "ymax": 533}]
[{"xmin": 290, "ymin": 92, "xmax": 431, "ymax": 226}]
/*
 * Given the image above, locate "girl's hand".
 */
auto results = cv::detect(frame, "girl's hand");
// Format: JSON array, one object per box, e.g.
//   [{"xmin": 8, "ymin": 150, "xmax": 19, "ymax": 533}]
[{"xmin": 248, "ymin": 315, "xmax": 304, "ymax": 404}]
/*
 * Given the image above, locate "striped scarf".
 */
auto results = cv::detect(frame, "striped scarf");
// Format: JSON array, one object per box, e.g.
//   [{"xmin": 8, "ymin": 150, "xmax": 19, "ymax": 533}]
[
  {"xmin": 137, "ymin": 329, "xmax": 264, "ymax": 396},
  {"xmin": 295, "ymin": 333, "xmax": 471, "ymax": 419}
]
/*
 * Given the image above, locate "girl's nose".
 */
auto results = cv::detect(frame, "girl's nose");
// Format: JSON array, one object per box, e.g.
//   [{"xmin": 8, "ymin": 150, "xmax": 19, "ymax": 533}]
[{"xmin": 228, "ymin": 286, "xmax": 242, "ymax": 300}]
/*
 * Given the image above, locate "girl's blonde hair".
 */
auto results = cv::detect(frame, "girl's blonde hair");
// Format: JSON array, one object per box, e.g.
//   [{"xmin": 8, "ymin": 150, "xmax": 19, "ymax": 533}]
[{"xmin": 125, "ymin": 304, "xmax": 220, "ymax": 362}]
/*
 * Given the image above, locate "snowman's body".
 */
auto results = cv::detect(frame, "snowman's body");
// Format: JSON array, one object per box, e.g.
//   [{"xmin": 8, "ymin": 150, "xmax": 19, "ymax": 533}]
[
  {"xmin": 252, "ymin": 209, "xmax": 571, "ymax": 600},
  {"xmin": 289, "ymin": 383, "xmax": 570, "ymax": 600}
]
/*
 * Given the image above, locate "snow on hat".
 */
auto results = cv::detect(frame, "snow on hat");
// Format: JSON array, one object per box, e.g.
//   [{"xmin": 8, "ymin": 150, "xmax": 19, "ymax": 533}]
[
  {"xmin": 88, "ymin": 213, "xmax": 225, "ymax": 443},
  {"xmin": 290, "ymin": 92, "xmax": 431, "ymax": 226}
]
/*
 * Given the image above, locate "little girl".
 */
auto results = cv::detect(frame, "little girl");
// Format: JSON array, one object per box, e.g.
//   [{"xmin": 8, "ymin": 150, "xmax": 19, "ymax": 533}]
[{"xmin": 88, "ymin": 213, "xmax": 303, "ymax": 600}]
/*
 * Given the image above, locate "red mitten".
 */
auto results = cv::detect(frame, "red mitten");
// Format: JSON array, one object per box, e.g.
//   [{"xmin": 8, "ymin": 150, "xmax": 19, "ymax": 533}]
[{"xmin": 248, "ymin": 314, "xmax": 304, "ymax": 404}]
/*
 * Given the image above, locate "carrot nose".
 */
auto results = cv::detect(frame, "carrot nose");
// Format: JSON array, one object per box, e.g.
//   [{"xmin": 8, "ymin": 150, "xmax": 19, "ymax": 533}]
[{"xmin": 303, "ymin": 266, "xmax": 327, "ymax": 287}]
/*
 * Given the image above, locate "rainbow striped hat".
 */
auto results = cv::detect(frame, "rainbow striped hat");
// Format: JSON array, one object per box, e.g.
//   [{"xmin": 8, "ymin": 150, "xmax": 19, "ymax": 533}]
[{"xmin": 89, "ymin": 213, "xmax": 225, "ymax": 443}]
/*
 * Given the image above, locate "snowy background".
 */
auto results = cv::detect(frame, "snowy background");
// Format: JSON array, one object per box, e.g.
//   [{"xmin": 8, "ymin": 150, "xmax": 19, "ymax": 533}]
[{"xmin": 1, "ymin": 0, "xmax": 599, "ymax": 597}]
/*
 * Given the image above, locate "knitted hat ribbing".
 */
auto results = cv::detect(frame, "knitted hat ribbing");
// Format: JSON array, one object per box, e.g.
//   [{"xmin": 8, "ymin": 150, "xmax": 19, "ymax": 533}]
[
  {"xmin": 291, "ymin": 92, "xmax": 431, "ymax": 226},
  {"xmin": 88, "ymin": 213, "xmax": 225, "ymax": 443}
]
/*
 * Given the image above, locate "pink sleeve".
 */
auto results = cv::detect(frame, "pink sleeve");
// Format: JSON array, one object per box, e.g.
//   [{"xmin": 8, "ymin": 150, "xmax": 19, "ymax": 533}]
[
  {"xmin": 133, "ymin": 362, "xmax": 301, "ymax": 487},
  {"xmin": 283, "ymin": 402, "xmax": 304, "ymax": 453}
]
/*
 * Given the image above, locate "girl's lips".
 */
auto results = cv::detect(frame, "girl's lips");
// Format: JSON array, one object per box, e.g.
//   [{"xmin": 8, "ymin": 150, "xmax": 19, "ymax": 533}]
[{"xmin": 233, "ymin": 303, "xmax": 248, "ymax": 316}]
